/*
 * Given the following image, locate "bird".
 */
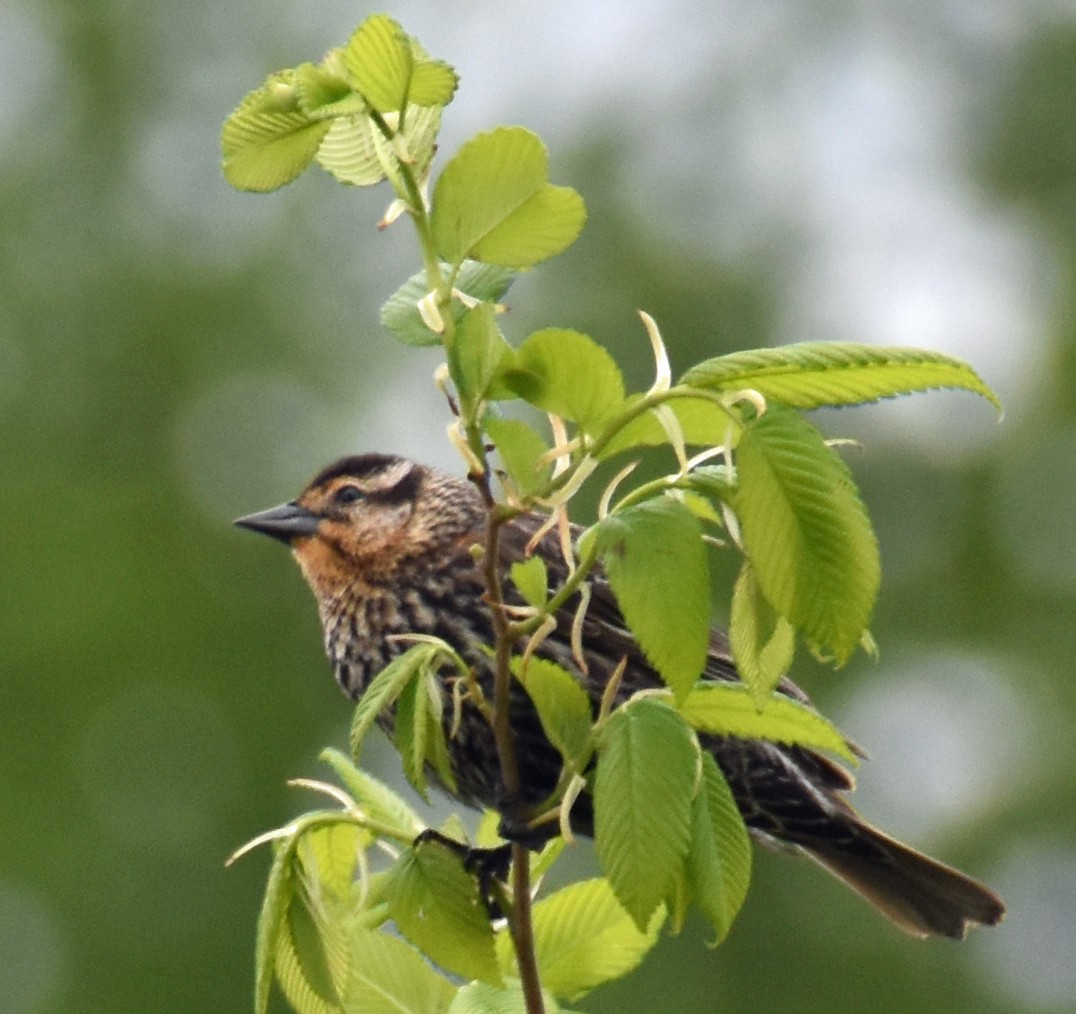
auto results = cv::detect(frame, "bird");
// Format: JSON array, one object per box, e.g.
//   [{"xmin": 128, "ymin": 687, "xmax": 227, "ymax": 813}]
[{"xmin": 236, "ymin": 451, "xmax": 1005, "ymax": 939}]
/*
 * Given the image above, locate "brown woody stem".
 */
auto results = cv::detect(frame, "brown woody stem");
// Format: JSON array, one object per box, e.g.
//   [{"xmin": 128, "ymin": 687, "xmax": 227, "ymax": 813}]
[{"xmin": 475, "ymin": 476, "xmax": 545, "ymax": 1014}]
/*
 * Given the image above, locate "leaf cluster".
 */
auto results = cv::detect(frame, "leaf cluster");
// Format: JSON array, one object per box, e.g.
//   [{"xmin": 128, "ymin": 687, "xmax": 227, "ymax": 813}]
[{"xmin": 223, "ymin": 14, "xmax": 1001, "ymax": 1014}]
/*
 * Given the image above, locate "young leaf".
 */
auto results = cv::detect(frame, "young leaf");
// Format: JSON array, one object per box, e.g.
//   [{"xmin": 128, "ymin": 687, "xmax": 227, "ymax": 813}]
[
  {"xmin": 686, "ymin": 754, "xmax": 752, "ymax": 945},
  {"xmin": 729, "ymin": 561, "xmax": 796, "ymax": 704},
  {"xmin": 221, "ymin": 75, "xmax": 332, "ymax": 192},
  {"xmin": 394, "ymin": 670, "xmax": 441, "ymax": 800},
  {"xmin": 494, "ymin": 878, "xmax": 664, "ymax": 1001},
  {"xmin": 512, "ymin": 656, "xmax": 593, "ymax": 772},
  {"xmin": 344, "ymin": 929, "xmax": 455, "ymax": 1013},
  {"xmin": 273, "ymin": 907, "xmax": 340, "ymax": 1014},
  {"xmin": 255, "ymin": 841, "xmax": 297, "ymax": 1014},
  {"xmin": 381, "ymin": 261, "xmax": 516, "ymax": 347},
  {"xmin": 679, "ymin": 683, "xmax": 858, "ymax": 763},
  {"xmin": 277, "ymin": 876, "xmax": 343, "ymax": 1011},
  {"xmin": 587, "ymin": 498, "xmax": 710, "ymax": 700},
  {"xmin": 593, "ymin": 700, "xmax": 696, "ymax": 929},
  {"xmin": 350, "ymin": 642, "xmax": 440, "ymax": 760},
  {"xmin": 386, "ymin": 838, "xmax": 502, "ymax": 985},
  {"xmin": 485, "ymin": 417, "xmax": 550, "ymax": 497},
  {"xmin": 317, "ymin": 103, "xmax": 442, "ymax": 188},
  {"xmin": 297, "ymin": 822, "xmax": 363, "ymax": 903},
  {"xmin": 342, "ymin": 15, "xmax": 457, "ymax": 113},
  {"xmin": 319, "ymin": 748, "xmax": 425, "ymax": 838},
  {"xmin": 449, "ymin": 302, "xmax": 515, "ymax": 408},
  {"xmin": 735, "ymin": 405, "xmax": 879, "ymax": 664},
  {"xmin": 596, "ymin": 393, "xmax": 732, "ymax": 459},
  {"xmin": 448, "ymin": 981, "xmax": 568, "ymax": 1014},
  {"xmin": 681, "ymin": 341, "xmax": 1002, "ymax": 414},
  {"xmin": 501, "ymin": 328, "xmax": 626, "ymax": 433},
  {"xmin": 431, "ymin": 127, "xmax": 586, "ymax": 268},
  {"xmin": 510, "ymin": 556, "xmax": 548, "ymax": 609}
]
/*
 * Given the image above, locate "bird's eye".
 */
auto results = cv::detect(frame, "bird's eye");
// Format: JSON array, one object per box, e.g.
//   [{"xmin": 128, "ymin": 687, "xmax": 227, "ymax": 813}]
[{"xmin": 332, "ymin": 484, "xmax": 364, "ymax": 506}]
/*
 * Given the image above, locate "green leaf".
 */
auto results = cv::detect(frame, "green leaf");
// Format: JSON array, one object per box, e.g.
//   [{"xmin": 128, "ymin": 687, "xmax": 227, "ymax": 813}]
[
  {"xmin": 255, "ymin": 841, "xmax": 296, "ymax": 1014},
  {"xmin": 221, "ymin": 74, "xmax": 332, "ymax": 192},
  {"xmin": 448, "ymin": 981, "xmax": 567, "ymax": 1014},
  {"xmin": 381, "ymin": 261, "xmax": 516, "ymax": 347},
  {"xmin": 495, "ymin": 878, "xmax": 664, "ymax": 1001},
  {"xmin": 293, "ymin": 60, "xmax": 354, "ymax": 116},
  {"xmin": 278, "ymin": 876, "xmax": 343, "ymax": 1011},
  {"xmin": 320, "ymin": 748, "xmax": 424, "ymax": 838},
  {"xmin": 593, "ymin": 700, "xmax": 696, "ymax": 929},
  {"xmin": 679, "ymin": 683, "xmax": 858, "ymax": 763},
  {"xmin": 511, "ymin": 656, "xmax": 593, "ymax": 772},
  {"xmin": 297, "ymin": 822, "xmax": 363, "ymax": 903},
  {"xmin": 344, "ymin": 929, "xmax": 455, "ymax": 1013},
  {"xmin": 449, "ymin": 302, "xmax": 515, "ymax": 408},
  {"xmin": 342, "ymin": 15, "xmax": 457, "ymax": 113},
  {"xmin": 501, "ymin": 328, "xmax": 625, "ymax": 433},
  {"xmin": 431, "ymin": 127, "xmax": 586, "ymax": 268},
  {"xmin": 686, "ymin": 754, "xmax": 752, "ymax": 945},
  {"xmin": 681, "ymin": 342, "xmax": 1002, "ymax": 415},
  {"xmin": 587, "ymin": 497, "xmax": 710, "ymax": 700},
  {"xmin": 734, "ymin": 406, "xmax": 879, "ymax": 663},
  {"xmin": 729, "ymin": 561, "xmax": 796, "ymax": 704},
  {"xmin": 510, "ymin": 556, "xmax": 548, "ymax": 609},
  {"xmin": 485, "ymin": 417, "xmax": 550, "ymax": 497},
  {"xmin": 386, "ymin": 838, "xmax": 502, "ymax": 984},
  {"xmin": 394, "ymin": 671, "xmax": 432, "ymax": 800},
  {"xmin": 597, "ymin": 393, "xmax": 733, "ymax": 459},
  {"xmin": 350, "ymin": 643, "xmax": 439, "ymax": 760},
  {"xmin": 317, "ymin": 103, "xmax": 442, "ymax": 188}
]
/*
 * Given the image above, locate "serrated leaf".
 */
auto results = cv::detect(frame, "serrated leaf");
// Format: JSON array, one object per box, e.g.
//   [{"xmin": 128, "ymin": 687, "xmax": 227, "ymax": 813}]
[
  {"xmin": 255, "ymin": 841, "xmax": 296, "ymax": 1014},
  {"xmin": 320, "ymin": 748, "xmax": 424, "ymax": 838},
  {"xmin": 494, "ymin": 878, "xmax": 664, "ymax": 1001},
  {"xmin": 316, "ymin": 101, "xmax": 442, "ymax": 190},
  {"xmin": 681, "ymin": 342, "xmax": 1002, "ymax": 415},
  {"xmin": 448, "ymin": 981, "xmax": 566, "ymax": 1014},
  {"xmin": 598, "ymin": 392, "xmax": 733, "ymax": 458},
  {"xmin": 221, "ymin": 76, "xmax": 332, "ymax": 192},
  {"xmin": 501, "ymin": 328, "xmax": 625, "ymax": 433},
  {"xmin": 485, "ymin": 417, "xmax": 550, "ymax": 497},
  {"xmin": 510, "ymin": 556, "xmax": 548, "ymax": 608},
  {"xmin": 297, "ymin": 822, "xmax": 362, "ymax": 903},
  {"xmin": 431, "ymin": 127, "xmax": 586, "ymax": 268},
  {"xmin": 729, "ymin": 561, "xmax": 796, "ymax": 704},
  {"xmin": 342, "ymin": 15, "xmax": 457, "ymax": 113},
  {"xmin": 281, "ymin": 877, "xmax": 343, "ymax": 1010},
  {"xmin": 274, "ymin": 909, "xmax": 339, "ymax": 1014},
  {"xmin": 588, "ymin": 498, "xmax": 710, "ymax": 700},
  {"xmin": 735, "ymin": 406, "xmax": 879, "ymax": 663},
  {"xmin": 394, "ymin": 672, "xmax": 431, "ymax": 799},
  {"xmin": 687, "ymin": 753, "xmax": 752, "ymax": 945},
  {"xmin": 381, "ymin": 261, "xmax": 516, "ymax": 346},
  {"xmin": 386, "ymin": 839, "xmax": 502, "ymax": 985},
  {"xmin": 679, "ymin": 683, "xmax": 858, "ymax": 763},
  {"xmin": 294, "ymin": 60, "xmax": 354, "ymax": 115},
  {"xmin": 350, "ymin": 643, "xmax": 438, "ymax": 760},
  {"xmin": 449, "ymin": 302, "xmax": 515, "ymax": 408},
  {"xmin": 593, "ymin": 700, "xmax": 696, "ymax": 929},
  {"xmin": 511, "ymin": 656, "xmax": 593, "ymax": 772},
  {"xmin": 344, "ymin": 929, "xmax": 455, "ymax": 1013}
]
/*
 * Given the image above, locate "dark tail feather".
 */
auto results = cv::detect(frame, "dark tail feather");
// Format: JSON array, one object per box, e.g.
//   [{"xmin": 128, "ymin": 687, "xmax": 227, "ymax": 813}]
[{"xmin": 804, "ymin": 820, "xmax": 1006, "ymax": 939}]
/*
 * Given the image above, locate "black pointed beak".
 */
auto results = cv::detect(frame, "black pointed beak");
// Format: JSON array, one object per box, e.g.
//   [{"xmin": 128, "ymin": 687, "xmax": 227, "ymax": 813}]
[{"xmin": 234, "ymin": 501, "xmax": 321, "ymax": 544}]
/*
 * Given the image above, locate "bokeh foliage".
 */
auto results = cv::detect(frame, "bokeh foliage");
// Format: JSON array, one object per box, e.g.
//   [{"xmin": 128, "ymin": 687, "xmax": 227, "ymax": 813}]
[{"xmin": 3, "ymin": 5, "xmax": 1075, "ymax": 1014}]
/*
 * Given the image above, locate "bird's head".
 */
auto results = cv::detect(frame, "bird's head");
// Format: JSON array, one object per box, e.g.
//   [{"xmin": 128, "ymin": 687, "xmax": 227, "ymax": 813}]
[{"xmin": 235, "ymin": 453, "xmax": 483, "ymax": 603}]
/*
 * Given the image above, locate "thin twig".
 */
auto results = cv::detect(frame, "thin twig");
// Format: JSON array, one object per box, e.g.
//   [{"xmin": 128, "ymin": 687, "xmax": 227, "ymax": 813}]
[{"xmin": 474, "ymin": 473, "xmax": 546, "ymax": 1014}]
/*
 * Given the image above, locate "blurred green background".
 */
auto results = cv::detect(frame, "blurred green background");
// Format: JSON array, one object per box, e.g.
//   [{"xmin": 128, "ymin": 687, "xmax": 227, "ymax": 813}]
[{"xmin": 4, "ymin": 2, "xmax": 1075, "ymax": 1012}]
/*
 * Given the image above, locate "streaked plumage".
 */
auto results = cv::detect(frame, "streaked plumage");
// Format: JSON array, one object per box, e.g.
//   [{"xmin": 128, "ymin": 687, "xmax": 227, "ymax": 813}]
[{"xmin": 237, "ymin": 452, "xmax": 1005, "ymax": 939}]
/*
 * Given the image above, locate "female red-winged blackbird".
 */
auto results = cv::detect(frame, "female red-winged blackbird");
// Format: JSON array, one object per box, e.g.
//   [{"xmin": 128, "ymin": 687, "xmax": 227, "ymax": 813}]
[{"xmin": 237, "ymin": 452, "xmax": 1005, "ymax": 939}]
